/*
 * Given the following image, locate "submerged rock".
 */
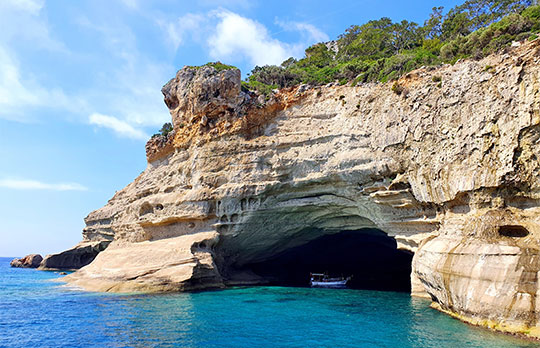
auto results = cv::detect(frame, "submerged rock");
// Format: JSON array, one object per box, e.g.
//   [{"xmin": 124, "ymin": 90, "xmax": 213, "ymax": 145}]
[
  {"xmin": 57, "ymin": 41, "xmax": 540, "ymax": 337},
  {"xmin": 10, "ymin": 254, "xmax": 43, "ymax": 268}
]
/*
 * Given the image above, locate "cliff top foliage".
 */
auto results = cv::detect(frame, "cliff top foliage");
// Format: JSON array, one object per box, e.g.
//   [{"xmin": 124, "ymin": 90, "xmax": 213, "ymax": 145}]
[
  {"xmin": 186, "ymin": 62, "xmax": 238, "ymax": 73},
  {"xmin": 151, "ymin": 122, "xmax": 173, "ymax": 139},
  {"xmin": 244, "ymin": 0, "xmax": 540, "ymax": 94}
]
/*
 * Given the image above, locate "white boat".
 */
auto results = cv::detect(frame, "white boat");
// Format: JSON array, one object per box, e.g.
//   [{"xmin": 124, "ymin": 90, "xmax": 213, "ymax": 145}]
[{"xmin": 310, "ymin": 273, "xmax": 351, "ymax": 288}]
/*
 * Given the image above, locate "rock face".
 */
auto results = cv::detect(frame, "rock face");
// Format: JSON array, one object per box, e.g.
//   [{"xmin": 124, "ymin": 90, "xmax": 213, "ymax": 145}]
[
  {"xmin": 65, "ymin": 232, "xmax": 222, "ymax": 292},
  {"xmin": 145, "ymin": 130, "xmax": 175, "ymax": 163},
  {"xmin": 63, "ymin": 41, "xmax": 540, "ymax": 337},
  {"xmin": 10, "ymin": 254, "xmax": 43, "ymax": 268},
  {"xmin": 39, "ymin": 241, "xmax": 110, "ymax": 270}
]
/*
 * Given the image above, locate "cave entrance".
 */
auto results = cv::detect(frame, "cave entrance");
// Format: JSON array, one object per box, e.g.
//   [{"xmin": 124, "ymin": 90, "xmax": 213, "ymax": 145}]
[{"xmin": 244, "ymin": 229, "xmax": 413, "ymax": 292}]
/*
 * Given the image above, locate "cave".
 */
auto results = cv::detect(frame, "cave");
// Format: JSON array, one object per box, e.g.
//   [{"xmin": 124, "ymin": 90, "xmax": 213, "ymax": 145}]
[
  {"xmin": 243, "ymin": 229, "xmax": 413, "ymax": 292},
  {"xmin": 498, "ymin": 225, "xmax": 529, "ymax": 238}
]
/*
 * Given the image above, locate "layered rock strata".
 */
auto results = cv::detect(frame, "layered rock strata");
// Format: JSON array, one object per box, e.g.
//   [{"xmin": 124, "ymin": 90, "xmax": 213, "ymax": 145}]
[{"xmin": 63, "ymin": 41, "xmax": 540, "ymax": 337}]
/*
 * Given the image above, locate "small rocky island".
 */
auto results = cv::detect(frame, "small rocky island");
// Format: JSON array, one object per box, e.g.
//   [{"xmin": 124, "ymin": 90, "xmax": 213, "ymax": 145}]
[{"xmin": 29, "ymin": 39, "xmax": 540, "ymax": 338}]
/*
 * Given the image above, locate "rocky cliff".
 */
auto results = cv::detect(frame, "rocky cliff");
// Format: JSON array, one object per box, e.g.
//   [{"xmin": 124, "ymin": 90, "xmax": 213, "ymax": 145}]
[{"xmin": 63, "ymin": 41, "xmax": 540, "ymax": 338}]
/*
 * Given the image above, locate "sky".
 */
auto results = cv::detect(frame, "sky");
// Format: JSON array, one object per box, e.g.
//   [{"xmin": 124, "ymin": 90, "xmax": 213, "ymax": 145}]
[{"xmin": 0, "ymin": 0, "xmax": 463, "ymax": 257}]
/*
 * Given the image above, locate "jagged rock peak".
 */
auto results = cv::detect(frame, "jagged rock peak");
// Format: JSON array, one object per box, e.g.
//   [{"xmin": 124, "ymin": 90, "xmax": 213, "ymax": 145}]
[
  {"xmin": 161, "ymin": 62, "xmax": 243, "ymax": 130},
  {"xmin": 147, "ymin": 62, "xmax": 304, "ymax": 161}
]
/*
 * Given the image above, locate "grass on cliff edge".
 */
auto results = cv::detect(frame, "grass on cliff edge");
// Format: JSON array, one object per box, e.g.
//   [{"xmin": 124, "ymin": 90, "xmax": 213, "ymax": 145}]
[{"xmin": 186, "ymin": 62, "xmax": 238, "ymax": 73}]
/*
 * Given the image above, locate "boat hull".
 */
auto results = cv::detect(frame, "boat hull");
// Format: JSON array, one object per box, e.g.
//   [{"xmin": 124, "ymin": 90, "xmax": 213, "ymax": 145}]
[{"xmin": 310, "ymin": 280, "xmax": 348, "ymax": 289}]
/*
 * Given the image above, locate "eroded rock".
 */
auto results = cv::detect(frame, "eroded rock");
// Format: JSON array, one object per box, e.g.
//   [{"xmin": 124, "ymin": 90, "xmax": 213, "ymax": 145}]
[
  {"xmin": 10, "ymin": 254, "xmax": 43, "ymax": 268},
  {"xmin": 39, "ymin": 241, "xmax": 110, "ymax": 270},
  {"xmin": 64, "ymin": 232, "xmax": 222, "ymax": 292},
  {"xmin": 58, "ymin": 40, "xmax": 540, "ymax": 337}
]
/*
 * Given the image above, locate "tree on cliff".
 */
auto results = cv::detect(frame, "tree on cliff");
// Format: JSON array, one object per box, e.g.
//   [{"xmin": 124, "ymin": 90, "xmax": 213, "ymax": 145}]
[
  {"xmin": 152, "ymin": 122, "xmax": 173, "ymax": 139},
  {"xmin": 244, "ymin": 0, "xmax": 540, "ymax": 94},
  {"xmin": 159, "ymin": 123, "xmax": 173, "ymax": 136}
]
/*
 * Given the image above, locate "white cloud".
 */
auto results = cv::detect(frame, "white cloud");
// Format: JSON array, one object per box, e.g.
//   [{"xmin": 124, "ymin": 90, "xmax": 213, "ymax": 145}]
[
  {"xmin": 0, "ymin": 178, "xmax": 88, "ymax": 191},
  {"xmin": 275, "ymin": 20, "xmax": 330, "ymax": 43},
  {"xmin": 119, "ymin": 0, "xmax": 138, "ymax": 10},
  {"xmin": 0, "ymin": 0, "xmax": 66, "ymax": 52},
  {"xmin": 161, "ymin": 10, "xmax": 329, "ymax": 68},
  {"xmin": 0, "ymin": 0, "xmax": 77, "ymax": 121},
  {"xmin": 89, "ymin": 113, "xmax": 149, "ymax": 141},
  {"xmin": 0, "ymin": 0, "xmax": 44, "ymax": 15},
  {"xmin": 0, "ymin": 46, "xmax": 81, "ymax": 121},
  {"xmin": 208, "ymin": 11, "xmax": 293, "ymax": 67},
  {"xmin": 109, "ymin": 75, "xmax": 170, "ymax": 128},
  {"xmin": 78, "ymin": 17, "xmax": 170, "ymax": 128},
  {"xmin": 160, "ymin": 13, "xmax": 206, "ymax": 51},
  {"xmin": 199, "ymin": 0, "xmax": 253, "ymax": 8}
]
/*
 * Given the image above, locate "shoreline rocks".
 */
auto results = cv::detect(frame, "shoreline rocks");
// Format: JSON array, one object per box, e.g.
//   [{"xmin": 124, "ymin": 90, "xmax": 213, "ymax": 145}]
[{"xmin": 10, "ymin": 254, "xmax": 43, "ymax": 268}]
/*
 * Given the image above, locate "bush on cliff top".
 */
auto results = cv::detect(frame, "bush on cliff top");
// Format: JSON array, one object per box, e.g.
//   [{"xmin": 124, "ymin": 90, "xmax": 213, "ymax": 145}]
[
  {"xmin": 186, "ymin": 62, "xmax": 238, "ymax": 72},
  {"xmin": 151, "ymin": 122, "xmax": 173, "ymax": 139},
  {"xmin": 243, "ymin": 0, "xmax": 539, "ymax": 94}
]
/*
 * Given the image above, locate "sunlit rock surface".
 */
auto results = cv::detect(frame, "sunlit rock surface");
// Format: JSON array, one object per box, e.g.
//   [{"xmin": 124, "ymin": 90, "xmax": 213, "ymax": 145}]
[
  {"xmin": 63, "ymin": 41, "xmax": 540, "ymax": 337},
  {"xmin": 10, "ymin": 254, "xmax": 42, "ymax": 268}
]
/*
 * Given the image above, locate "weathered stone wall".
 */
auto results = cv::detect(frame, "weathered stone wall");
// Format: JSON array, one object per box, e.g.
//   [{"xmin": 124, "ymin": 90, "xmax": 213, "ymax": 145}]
[{"xmin": 63, "ymin": 40, "xmax": 540, "ymax": 338}]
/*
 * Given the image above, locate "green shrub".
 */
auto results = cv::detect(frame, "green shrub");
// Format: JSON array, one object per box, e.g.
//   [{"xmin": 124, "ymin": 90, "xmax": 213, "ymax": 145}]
[
  {"xmin": 392, "ymin": 82, "xmax": 404, "ymax": 95},
  {"xmin": 207, "ymin": 62, "xmax": 236, "ymax": 72},
  {"xmin": 159, "ymin": 122, "xmax": 173, "ymax": 136},
  {"xmin": 523, "ymin": 5, "xmax": 540, "ymax": 21},
  {"xmin": 239, "ymin": 2, "xmax": 540, "ymax": 94},
  {"xmin": 187, "ymin": 62, "xmax": 238, "ymax": 72}
]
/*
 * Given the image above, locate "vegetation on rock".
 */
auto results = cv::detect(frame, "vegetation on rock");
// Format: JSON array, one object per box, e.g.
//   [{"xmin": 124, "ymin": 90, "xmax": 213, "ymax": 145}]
[
  {"xmin": 152, "ymin": 122, "xmax": 173, "ymax": 138},
  {"xmin": 151, "ymin": 0, "xmax": 540, "ymax": 135},
  {"xmin": 244, "ymin": 0, "xmax": 539, "ymax": 94},
  {"xmin": 187, "ymin": 62, "xmax": 238, "ymax": 72}
]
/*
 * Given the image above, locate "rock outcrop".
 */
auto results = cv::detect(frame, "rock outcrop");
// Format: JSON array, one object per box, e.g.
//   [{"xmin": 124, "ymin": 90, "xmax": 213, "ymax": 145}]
[
  {"xmin": 39, "ymin": 241, "xmax": 110, "ymax": 270},
  {"xmin": 62, "ymin": 41, "xmax": 540, "ymax": 338},
  {"xmin": 10, "ymin": 254, "xmax": 43, "ymax": 268}
]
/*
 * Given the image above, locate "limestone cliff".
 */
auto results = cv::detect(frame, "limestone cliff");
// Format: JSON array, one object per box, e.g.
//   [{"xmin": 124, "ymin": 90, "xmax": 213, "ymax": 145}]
[{"xmin": 64, "ymin": 41, "xmax": 540, "ymax": 338}]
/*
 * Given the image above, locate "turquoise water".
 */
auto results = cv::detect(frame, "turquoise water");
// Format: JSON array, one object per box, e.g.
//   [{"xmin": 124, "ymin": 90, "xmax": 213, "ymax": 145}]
[{"xmin": 0, "ymin": 257, "xmax": 537, "ymax": 348}]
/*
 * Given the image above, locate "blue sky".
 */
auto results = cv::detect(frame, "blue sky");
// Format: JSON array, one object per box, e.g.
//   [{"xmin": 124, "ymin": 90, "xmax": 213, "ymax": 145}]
[{"xmin": 0, "ymin": 0, "xmax": 462, "ymax": 257}]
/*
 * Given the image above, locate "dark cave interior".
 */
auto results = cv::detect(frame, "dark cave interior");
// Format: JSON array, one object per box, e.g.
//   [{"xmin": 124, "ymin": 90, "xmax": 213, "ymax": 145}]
[{"xmin": 244, "ymin": 229, "xmax": 413, "ymax": 292}]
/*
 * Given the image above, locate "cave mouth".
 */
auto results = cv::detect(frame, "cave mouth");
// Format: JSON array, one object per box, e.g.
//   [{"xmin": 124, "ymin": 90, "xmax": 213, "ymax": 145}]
[
  {"xmin": 498, "ymin": 225, "xmax": 529, "ymax": 238},
  {"xmin": 243, "ymin": 229, "xmax": 413, "ymax": 292}
]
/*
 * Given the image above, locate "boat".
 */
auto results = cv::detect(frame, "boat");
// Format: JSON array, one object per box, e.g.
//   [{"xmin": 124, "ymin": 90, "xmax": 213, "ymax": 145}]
[{"xmin": 309, "ymin": 273, "xmax": 352, "ymax": 288}]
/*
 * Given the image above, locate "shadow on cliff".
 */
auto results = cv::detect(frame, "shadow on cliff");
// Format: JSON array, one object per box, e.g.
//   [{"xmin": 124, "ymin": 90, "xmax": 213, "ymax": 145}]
[{"xmin": 244, "ymin": 229, "xmax": 413, "ymax": 292}]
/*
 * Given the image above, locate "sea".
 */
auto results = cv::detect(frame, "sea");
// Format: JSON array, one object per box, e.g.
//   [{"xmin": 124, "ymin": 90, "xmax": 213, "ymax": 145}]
[{"xmin": 0, "ymin": 257, "xmax": 537, "ymax": 348}]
